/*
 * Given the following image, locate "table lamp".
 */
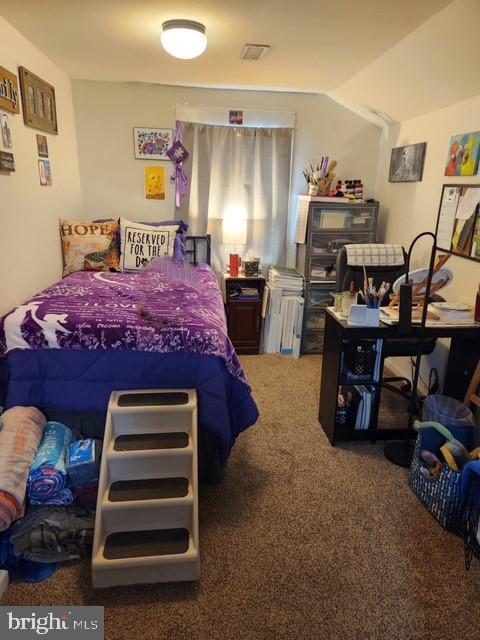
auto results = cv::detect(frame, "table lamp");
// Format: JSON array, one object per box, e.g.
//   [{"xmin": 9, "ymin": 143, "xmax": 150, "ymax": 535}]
[{"xmin": 223, "ymin": 206, "xmax": 247, "ymax": 276}]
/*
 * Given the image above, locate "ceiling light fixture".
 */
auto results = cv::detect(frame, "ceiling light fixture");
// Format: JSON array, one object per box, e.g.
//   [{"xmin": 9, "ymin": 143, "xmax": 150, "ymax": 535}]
[{"xmin": 161, "ymin": 20, "xmax": 207, "ymax": 60}]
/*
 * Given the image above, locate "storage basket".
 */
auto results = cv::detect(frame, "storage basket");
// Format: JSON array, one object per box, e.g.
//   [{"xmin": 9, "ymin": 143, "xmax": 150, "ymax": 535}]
[
  {"xmin": 410, "ymin": 394, "xmax": 478, "ymax": 533},
  {"xmin": 335, "ymin": 406, "xmax": 351, "ymax": 427},
  {"xmin": 343, "ymin": 341, "xmax": 376, "ymax": 377},
  {"xmin": 409, "ymin": 433, "xmax": 464, "ymax": 533},
  {"xmin": 409, "ymin": 391, "xmax": 478, "ymax": 534}
]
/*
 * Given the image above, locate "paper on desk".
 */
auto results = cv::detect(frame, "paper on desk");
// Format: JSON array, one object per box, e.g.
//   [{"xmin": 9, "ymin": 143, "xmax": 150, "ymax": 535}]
[
  {"xmin": 456, "ymin": 188, "xmax": 480, "ymax": 220},
  {"xmin": 437, "ymin": 187, "xmax": 459, "ymax": 250}
]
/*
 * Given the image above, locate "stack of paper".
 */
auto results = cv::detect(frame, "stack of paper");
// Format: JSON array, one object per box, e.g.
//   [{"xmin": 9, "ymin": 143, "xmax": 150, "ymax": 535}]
[
  {"xmin": 268, "ymin": 266, "xmax": 303, "ymax": 294},
  {"xmin": 429, "ymin": 302, "xmax": 474, "ymax": 324},
  {"xmin": 262, "ymin": 267, "xmax": 305, "ymax": 356}
]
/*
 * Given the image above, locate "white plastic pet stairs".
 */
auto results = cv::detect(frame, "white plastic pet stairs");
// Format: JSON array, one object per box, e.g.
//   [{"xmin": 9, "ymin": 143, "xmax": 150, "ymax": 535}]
[{"xmin": 91, "ymin": 389, "xmax": 200, "ymax": 587}]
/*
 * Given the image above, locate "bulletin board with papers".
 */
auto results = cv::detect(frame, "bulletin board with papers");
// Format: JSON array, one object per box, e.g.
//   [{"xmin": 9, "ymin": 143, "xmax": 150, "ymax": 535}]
[{"xmin": 435, "ymin": 184, "xmax": 480, "ymax": 261}]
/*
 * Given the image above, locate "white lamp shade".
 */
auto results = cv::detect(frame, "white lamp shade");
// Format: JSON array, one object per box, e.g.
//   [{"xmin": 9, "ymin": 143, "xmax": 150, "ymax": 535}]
[
  {"xmin": 161, "ymin": 20, "xmax": 207, "ymax": 60},
  {"xmin": 223, "ymin": 205, "xmax": 247, "ymax": 244}
]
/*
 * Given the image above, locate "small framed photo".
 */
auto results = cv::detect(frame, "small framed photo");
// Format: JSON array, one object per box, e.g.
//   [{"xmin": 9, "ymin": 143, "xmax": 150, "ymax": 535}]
[
  {"xmin": 0, "ymin": 151, "xmax": 15, "ymax": 171},
  {"xmin": 133, "ymin": 127, "xmax": 173, "ymax": 160},
  {"xmin": 36, "ymin": 134, "xmax": 48, "ymax": 158},
  {"xmin": 1, "ymin": 113, "xmax": 13, "ymax": 148},
  {"xmin": 229, "ymin": 110, "xmax": 243, "ymax": 125},
  {"xmin": 389, "ymin": 142, "xmax": 426, "ymax": 182},
  {"xmin": 38, "ymin": 159, "xmax": 52, "ymax": 186}
]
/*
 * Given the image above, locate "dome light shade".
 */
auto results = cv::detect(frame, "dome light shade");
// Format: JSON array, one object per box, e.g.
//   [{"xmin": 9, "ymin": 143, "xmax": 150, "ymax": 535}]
[{"xmin": 161, "ymin": 20, "xmax": 207, "ymax": 60}]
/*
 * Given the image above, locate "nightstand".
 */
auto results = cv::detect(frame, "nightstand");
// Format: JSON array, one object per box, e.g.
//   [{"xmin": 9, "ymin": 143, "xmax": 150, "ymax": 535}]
[{"xmin": 222, "ymin": 274, "xmax": 266, "ymax": 355}]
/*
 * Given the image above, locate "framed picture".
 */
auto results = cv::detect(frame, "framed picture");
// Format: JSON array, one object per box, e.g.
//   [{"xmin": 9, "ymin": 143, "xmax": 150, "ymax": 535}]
[
  {"xmin": 0, "ymin": 66, "xmax": 19, "ymax": 114},
  {"xmin": 36, "ymin": 134, "xmax": 48, "ymax": 157},
  {"xmin": 18, "ymin": 67, "xmax": 58, "ymax": 134},
  {"xmin": 444, "ymin": 131, "xmax": 480, "ymax": 177},
  {"xmin": 38, "ymin": 159, "xmax": 52, "ymax": 186},
  {"xmin": 435, "ymin": 184, "xmax": 480, "ymax": 261},
  {"xmin": 134, "ymin": 127, "xmax": 172, "ymax": 160},
  {"xmin": 389, "ymin": 142, "xmax": 426, "ymax": 182},
  {"xmin": 0, "ymin": 151, "xmax": 15, "ymax": 171},
  {"xmin": 229, "ymin": 110, "xmax": 243, "ymax": 125},
  {"xmin": 1, "ymin": 113, "xmax": 12, "ymax": 148},
  {"xmin": 144, "ymin": 166, "xmax": 165, "ymax": 199}
]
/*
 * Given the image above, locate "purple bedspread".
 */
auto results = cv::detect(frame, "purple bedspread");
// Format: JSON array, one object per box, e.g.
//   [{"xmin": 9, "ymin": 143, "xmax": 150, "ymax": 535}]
[{"xmin": 0, "ymin": 259, "xmax": 247, "ymax": 388}]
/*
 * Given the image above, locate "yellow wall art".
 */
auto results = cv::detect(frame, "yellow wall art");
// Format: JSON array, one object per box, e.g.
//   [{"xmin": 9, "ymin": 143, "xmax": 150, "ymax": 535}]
[{"xmin": 145, "ymin": 166, "xmax": 165, "ymax": 200}]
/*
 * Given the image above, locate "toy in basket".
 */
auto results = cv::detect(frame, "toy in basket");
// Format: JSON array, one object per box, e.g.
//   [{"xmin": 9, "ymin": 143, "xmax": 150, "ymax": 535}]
[{"xmin": 409, "ymin": 393, "xmax": 480, "ymax": 534}]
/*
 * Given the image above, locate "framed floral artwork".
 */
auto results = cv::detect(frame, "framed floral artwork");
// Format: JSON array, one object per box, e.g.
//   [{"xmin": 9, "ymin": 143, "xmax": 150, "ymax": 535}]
[{"xmin": 133, "ymin": 127, "xmax": 173, "ymax": 160}]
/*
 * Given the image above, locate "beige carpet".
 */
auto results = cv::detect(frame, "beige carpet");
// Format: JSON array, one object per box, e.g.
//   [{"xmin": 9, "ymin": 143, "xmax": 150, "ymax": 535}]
[{"xmin": 3, "ymin": 354, "xmax": 480, "ymax": 639}]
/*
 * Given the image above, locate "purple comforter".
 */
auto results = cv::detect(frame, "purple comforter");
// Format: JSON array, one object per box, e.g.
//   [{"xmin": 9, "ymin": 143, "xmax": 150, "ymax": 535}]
[{"xmin": 0, "ymin": 260, "xmax": 248, "ymax": 388}]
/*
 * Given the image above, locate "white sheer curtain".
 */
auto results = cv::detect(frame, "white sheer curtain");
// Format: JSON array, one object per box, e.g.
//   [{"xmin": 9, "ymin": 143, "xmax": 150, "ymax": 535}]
[{"xmin": 178, "ymin": 122, "xmax": 293, "ymax": 273}]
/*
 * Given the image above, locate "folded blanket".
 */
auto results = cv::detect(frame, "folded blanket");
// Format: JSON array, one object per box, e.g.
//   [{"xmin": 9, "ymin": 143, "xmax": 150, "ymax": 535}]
[
  {"xmin": 0, "ymin": 529, "xmax": 56, "ymax": 583},
  {"xmin": 0, "ymin": 406, "xmax": 46, "ymax": 531},
  {"xmin": 10, "ymin": 505, "xmax": 95, "ymax": 563},
  {"xmin": 28, "ymin": 422, "xmax": 75, "ymax": 506}
]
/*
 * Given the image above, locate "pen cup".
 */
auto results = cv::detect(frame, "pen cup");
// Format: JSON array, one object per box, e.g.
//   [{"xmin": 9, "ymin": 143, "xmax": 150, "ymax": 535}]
[
  {"xmin": 333, "ymin": 292, "xmax": 343, "ymax": 313},
  {"xmin": 342, "ymin": 291, "xmax": 358, "ymax": 317},
  {"xmin": 365, "ymin": 307, "xmax": 380, "ymax": 327}
]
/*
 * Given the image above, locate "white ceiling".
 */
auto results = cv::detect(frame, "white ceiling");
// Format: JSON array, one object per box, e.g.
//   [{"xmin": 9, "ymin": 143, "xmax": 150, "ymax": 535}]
[
  {"xmin": 3, "ymin": 0, "xmax": 479, "ymax": 124},
  {"xmin": 0, "ymin": 0, "xmax": 451, "ymax": 93}
]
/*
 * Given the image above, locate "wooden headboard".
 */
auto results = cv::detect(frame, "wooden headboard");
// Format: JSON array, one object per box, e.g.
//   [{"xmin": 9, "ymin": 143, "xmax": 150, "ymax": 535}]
[{"xmin": 185, "ymin": 235, "xmax": 211, "ymax": 266}]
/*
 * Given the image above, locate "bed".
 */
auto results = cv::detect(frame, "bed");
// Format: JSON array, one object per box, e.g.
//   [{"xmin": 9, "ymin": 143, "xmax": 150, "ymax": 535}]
[{"xmin": 0, "ymin": 237, "xmax": 258, "ymax": 483}]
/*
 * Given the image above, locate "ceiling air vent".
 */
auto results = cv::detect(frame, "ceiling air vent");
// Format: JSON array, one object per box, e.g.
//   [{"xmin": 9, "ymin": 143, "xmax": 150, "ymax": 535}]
[{"xmin": 240, "ymin": 44, "xmax": 270, "ymax": 61}]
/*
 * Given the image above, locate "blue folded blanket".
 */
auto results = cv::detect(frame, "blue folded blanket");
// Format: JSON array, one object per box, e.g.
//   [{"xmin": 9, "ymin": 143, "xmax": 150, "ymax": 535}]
[{"xmin": 28, "ymin": 422, "xmax": 75, "ymax": 506}]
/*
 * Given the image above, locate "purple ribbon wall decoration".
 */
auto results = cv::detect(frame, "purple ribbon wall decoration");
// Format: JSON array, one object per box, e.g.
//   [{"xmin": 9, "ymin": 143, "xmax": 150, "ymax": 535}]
[{"xmin": 168, "ymin": 121, "xmax": 190, "ymax": 208}]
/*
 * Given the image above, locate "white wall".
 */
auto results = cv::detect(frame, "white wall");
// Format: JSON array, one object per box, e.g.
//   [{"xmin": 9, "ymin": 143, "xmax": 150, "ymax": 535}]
[
  {"xmin": 0, "ymin": 16, "xmax": 82, "ymax": 315},
  {"xmin": 376, "ymin": 92, "xmax": 480, "ymax": 389},
  {"xmin": 72, "ymin": 80, "xmax": 382, "ymax": 263}
]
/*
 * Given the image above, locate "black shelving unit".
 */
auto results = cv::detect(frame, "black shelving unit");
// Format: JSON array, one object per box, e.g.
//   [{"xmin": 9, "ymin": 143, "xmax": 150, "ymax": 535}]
[{"xmin": 319, "ymin": 308, "xmax": 480, "ymax": 446}]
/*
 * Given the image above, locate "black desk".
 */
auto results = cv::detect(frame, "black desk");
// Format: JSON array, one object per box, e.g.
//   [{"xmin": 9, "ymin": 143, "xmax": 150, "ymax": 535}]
[{"xmin": 319, "ymin": 308, "xmax": 480, "ymax": 445}]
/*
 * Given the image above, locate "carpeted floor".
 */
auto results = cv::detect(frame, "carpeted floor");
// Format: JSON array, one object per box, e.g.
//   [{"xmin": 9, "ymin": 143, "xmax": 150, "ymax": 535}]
[{"xmin": 3, "ymin": 354, "xmax": 480, "ymax": 639}]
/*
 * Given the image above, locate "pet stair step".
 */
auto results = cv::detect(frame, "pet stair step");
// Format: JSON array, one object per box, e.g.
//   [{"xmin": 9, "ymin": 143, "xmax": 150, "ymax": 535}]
[
  {"xmin": 108, "ymin": 477, "xmax": 189, "ymax": 502},
  {"xmin": 106, "ymin": 447, "xmax": 193, "ymax": 480},
  {"xmin": 109, "ymin": 389, "xmax": 197, "ymax": 435},
  {"xmin": 92, "ymin": 388, "xmax": 199, "ymax": 587},
  {"xmin": 104, "ymin": 528, "xmax": 190, "ymax": 559},
  {"xmin": 113, "ymin": 432, "xmax": 189, "ymax": 451},
  {"xmin": 92, "ymin": 531, "xmax": 199, "ymax": 587},
  {"xmin": 100, "ymin": 497, "xmax": 193, "ymax": 531},
  {"xmin": 116, "ymin": 392, "xmax": 190, "ymax": 407}
]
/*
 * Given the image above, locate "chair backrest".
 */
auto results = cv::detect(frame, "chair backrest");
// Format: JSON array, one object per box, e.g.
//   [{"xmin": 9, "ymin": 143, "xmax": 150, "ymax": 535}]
[
  {"xmin": 335, "ymin": 244, "xmax": 407, "ymax": 303},
  {"xmin": 464, "ymin": 361, "xmax": 480, "ymax": 409}
]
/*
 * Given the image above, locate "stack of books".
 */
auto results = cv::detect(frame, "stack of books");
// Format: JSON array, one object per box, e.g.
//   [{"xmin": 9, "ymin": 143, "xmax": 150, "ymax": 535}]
[
  {"xmin": 351, "ymin": 385, "xmax": 374, "ymax": 430},
  {"xmin": 262, "ymin": 266, "xmax": 304, "ymax": 357},
  {"xmin": 239, "ymin": 286, "xmax": 260, "ymax": 300},
  {"xmin": 429, "ymin": 302, "xmax": 474, "ymax": 324}
]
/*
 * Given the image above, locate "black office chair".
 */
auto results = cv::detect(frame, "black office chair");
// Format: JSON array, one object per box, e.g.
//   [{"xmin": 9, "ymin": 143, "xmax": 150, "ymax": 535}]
[{"xmin": 336, "ymin": 244, "xmax": 438, "ymax": 401}]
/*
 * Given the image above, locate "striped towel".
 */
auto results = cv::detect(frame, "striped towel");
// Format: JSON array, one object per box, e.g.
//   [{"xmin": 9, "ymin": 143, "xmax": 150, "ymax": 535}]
[
  {"xmin": 28, "ymin": 422, "xmax": 75, "ymax": 506},
  {"xmin": 0, "ymin": 407, "xmax": 46, "ymax": 531},
  {"xmin": 345, "ymin": 244, "xmax": 405, "ymax": 267}
]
